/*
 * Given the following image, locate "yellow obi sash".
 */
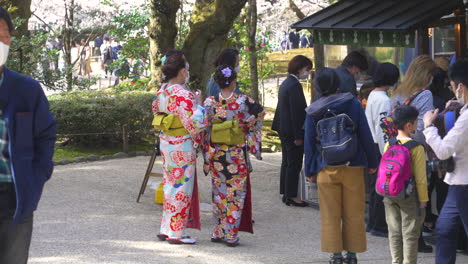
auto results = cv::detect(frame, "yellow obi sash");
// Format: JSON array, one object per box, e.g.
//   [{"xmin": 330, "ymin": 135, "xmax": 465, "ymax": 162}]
[
  {"xmin": 211, "ymin": 120, "xmax": 245, "ymax": 145},
  {"xmin": 152, "ymin": 113, "xmax": 189, "ymax": 136}
]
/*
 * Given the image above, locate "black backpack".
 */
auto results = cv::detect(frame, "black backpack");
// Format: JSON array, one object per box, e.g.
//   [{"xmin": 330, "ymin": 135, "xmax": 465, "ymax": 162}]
[{"xmin": 316, "ymin": 110, "xmax": 358, "ymax": 165}]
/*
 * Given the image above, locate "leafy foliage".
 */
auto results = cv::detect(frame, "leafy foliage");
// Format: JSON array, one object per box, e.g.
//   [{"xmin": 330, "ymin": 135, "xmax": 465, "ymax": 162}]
[
  {"xmin": 106, "ymin": 2, "xmax": 150, "ymax": 81},
  {"xmin": 230, "ymin": 11, "xmax": 276, "ymax": 103},
  {"xmin": 49, "ymin": 90, "xmax": 155, "ymax": 147}
]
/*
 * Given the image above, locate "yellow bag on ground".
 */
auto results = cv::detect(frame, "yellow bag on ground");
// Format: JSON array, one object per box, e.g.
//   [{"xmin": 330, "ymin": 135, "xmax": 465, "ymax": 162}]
[
  {"xmin": 211, "ymin": 120, "xmax": 245, "ymax": 145},
  {"xmin": 155, "ymin": 182, "xmax": 164, "ymax": 205}
]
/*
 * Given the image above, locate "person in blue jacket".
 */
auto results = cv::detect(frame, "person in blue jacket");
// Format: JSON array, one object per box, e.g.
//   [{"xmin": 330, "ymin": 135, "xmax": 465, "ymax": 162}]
[
  {"xmin": 304, "ymin": 68, "xmax": 377, "ymax": 264},
  {"xmin": 0, "ymin": 7, "xmax": 56, "ymax": 264}
]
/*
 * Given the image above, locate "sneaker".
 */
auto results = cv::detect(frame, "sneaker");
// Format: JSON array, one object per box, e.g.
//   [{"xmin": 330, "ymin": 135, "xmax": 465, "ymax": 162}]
[
  {"xmin": 418, "ymin": 241, "xmax": 433, "ymax": 253},
  {"xmin": 344, "ymin": 254, "xmax": 357, "ymax": 264},
  {"xmin": 329, "ymin": 255, "xmax": 343, "ymax": 264},
  {"xmin": 422, "ymin": 225, "xmax": 434, "ymax": 236}
]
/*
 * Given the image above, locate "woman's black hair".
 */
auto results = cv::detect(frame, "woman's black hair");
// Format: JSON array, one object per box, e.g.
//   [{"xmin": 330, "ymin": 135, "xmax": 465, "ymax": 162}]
[
  {"xmin": 213, "ymin": 65, "xmax": 237, "ymax": 89},
  {"xmin": 373, "ymin": 62, "xmax": 400, "ymax": 87},
  {"xmin": 162, "ymin": 50, "xmax": 187, "ymax": 82},
  {"xmin": 288, "ymin": 55, "xmax": 313, "ymax": 76},
  {"xmin": 315, "ymin": 67, "xmax": 340, "ymax": 96},
  {"xmin": 393, "ymin": 105, "xmax": 419, "ymax": 130},
  {"xmin": 429, "ymin": 67, "xmax": 454, "ymax": 99},
  {"xmin": 213, "ymin": 48, "xmax": 239, "ymax": 68},
  {"xmin": 342, "ymin": 51, "xmax": 368, "ymax": 71},
  {"xmin": 0, "ymin": 7, "xmax": 13, "ymax": 34},
  {"xmin": 449, "ymin": 60, "xmax": 468, "ymax": 86}
]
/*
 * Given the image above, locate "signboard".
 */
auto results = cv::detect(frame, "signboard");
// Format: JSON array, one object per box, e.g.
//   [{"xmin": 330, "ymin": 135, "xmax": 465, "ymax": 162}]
[{"xmin": 313, "ymin": 30, "xmax": 416, "ymax": 47}]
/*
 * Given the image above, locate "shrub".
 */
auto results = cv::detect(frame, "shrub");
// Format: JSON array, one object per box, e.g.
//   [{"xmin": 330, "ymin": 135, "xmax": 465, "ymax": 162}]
[
  {"xmin": 49, "ymin": 90, "xmax": 156, "ymax": 147},
  {"xmin": 114, "ymin": 78, "xmax": 151, "ymax": 93}
]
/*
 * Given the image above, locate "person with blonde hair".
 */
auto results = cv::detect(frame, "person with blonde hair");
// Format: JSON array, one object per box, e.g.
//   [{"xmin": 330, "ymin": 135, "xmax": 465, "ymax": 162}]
[{"xmin": 391, "ymin": 55, "xmax": 437, "ymax": 145}]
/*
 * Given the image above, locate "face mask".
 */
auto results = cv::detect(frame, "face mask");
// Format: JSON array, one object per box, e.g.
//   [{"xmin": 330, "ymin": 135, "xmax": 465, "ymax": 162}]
[
  {"xmin": 0, "ymin": 41, "xmax": 9, "ymax": 66},
  {"xmin": 299, "ymin": 70, "xmax": 309, "ymax": 80},
  {"xmin": 234, "ymin": 65, "xmax": 241, "ymax": 73},
  {"xmin": 353, "ymin": 72, "xmax": 361, "ymax": 81},
  {"xmin": 456, "ymin": 84, "xmax": 465, "ymax": 105},
  {"xmin": 185, "ymin": 70, "xmax": 190, "ymax": 84}
]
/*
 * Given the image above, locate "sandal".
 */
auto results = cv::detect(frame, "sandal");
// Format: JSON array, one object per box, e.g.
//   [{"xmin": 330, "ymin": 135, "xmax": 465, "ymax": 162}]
[
  {"xmin": 167, "ymin": 237, "xmax": 196, "ymax": 244},
  {"xmin": 211, "ymin": 237, "xmax": 224, "ymax": 243},
  {"xmin": 157, "ymin": 234, "xmax": 191, "ymax": 241},
  {"xmin": 225, "ymin": 239, "xmax": 240, "ymax": 247}
]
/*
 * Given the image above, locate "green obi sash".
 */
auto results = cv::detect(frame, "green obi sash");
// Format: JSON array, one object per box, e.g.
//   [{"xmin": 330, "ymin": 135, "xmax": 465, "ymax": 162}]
[
  {"xmin": 152, "ymin": 113, "xmax": 189, "ymax": 136},
  {"xmin": 211, "ymin": 120, "xmax": 245, "ymax": 145}
]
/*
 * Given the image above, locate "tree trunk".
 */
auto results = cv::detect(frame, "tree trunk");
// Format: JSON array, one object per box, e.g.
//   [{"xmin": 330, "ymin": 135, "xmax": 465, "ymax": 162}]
[
  {"xmin": 247, "ymin": 0, "xmax": 259, "ymax": 102},
  {"xmin": 182, "ymin": 0, "xmax": 248, "ymax": 91},
  {"xmin": 63, "ymin": 0, "xmax": 75, "ymax": 91},
  {"xmin": 0, "ymin": 0, "xmax": 32, "ymax": 38},
  {"xmin": 148, "ymin": 0, "xmax": 180, "ymax": 88}
]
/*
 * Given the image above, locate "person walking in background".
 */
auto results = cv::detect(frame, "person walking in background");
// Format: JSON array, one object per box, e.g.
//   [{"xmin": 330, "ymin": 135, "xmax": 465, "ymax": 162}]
[
  {"xmin": 94, "ymin": 35, "xmax": 103, "ymax": 56},
  {"xmin": 203, "ymin": 65, "xmax": 264, "ymax": 247},
  {"xmin": 300, "ymin": 33, "xmax": 309, "ymax": 49},
  {"xmin": 304, "ymin": 68, "xmax": 378, "ymax": 264},
  {"xmin": 272, "ymin": 55, "xmax": 312, "ymax": 207},
  {"xmin": 101, "ymin": 37, "xmax": 115, "ymax": 78},
  {"xmin": 365, "ymin": 62, "xmax": 400, "ymax": 238},
  {"xmin": 280, "ymin": 32, "xmax": 288, "ymax": 52},
  {"xmin": 381, "ymin": 105, "xmax": 429, "ymax": 264},
  {"xmin": 389, "ymin": 55, "xmax": 437, "ymax": 253},
  {"xmin": 314, "ymin": 51, "xmax": 368, "ymax": 100},
  {"xmin": 206, "ymin": 48, "xmax": 241, "ymax": 97},
  {"xmin": 423, "ymin": 60, "xmax": 468, "ymax": 264},
  {"xmin": 0, "ymin": 7, "xmax": 56, "ymax": 263},
  {"xmin": 152, "ymin": 51, "xmax": 207, "ymax": 245},
  {"xmin": 78, "ymin": 39, "xmax": 92, "ymax": 79}
]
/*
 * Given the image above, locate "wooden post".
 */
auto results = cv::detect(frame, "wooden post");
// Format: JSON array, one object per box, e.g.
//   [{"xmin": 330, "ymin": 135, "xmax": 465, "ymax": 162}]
[
  {"xmin": 122, "ymin": 125, "xmax": 129, "ymax": 153},
  {"xmin": 455, "ymin": 22, "xmax": 467, "ymax": 60},
  {"xmin": 417, "ymin": 27, "xmax": 430, "ymax": 55}
]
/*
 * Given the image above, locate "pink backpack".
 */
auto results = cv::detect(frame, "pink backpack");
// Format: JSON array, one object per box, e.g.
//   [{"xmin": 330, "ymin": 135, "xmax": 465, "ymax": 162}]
[{"xmin": 376, "ymin": 139, "xmax": 421, "ymax": 199}]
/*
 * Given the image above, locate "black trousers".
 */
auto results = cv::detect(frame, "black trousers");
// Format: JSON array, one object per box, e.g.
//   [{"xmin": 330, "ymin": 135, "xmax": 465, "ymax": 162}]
[
  {"xmin": 279, "ymin": 136, "xmax": 304, "ymax": 198},
  {"xmin": 367, "ymin": 146, "xmax": 388, "ymax": 233},
  {"xmin": 0, "ymin": 183, "xmax": 33, "ymax": 264}
]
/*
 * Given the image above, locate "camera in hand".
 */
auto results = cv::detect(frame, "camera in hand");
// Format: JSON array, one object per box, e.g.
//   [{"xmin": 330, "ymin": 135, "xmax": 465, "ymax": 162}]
[{"xmin": 427, "ymin": 157, "xmax": 455, "ymax": 176}]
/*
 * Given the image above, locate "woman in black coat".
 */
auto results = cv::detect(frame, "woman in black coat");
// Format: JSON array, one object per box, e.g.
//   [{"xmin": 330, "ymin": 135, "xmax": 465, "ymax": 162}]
[{"xmin": 272, "ymin": 55, "xmax": 313, "ymax": 206}]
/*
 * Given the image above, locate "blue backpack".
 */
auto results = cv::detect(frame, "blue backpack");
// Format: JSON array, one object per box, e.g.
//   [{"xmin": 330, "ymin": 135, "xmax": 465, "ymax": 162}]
[{"xmin": 316, "ymin": 110, "xmax": 358, "ymax": 165}]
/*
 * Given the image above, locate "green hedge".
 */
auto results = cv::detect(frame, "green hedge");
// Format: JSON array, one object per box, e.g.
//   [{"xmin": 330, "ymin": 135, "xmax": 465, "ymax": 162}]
[{"xmin": 49, "ymin": 90, "xmax": 155, "ymax": 147}]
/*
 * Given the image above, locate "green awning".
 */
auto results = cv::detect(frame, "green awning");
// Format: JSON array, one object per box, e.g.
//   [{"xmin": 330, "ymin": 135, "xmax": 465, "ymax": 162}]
[{"xmin": 312, "ymin": 30, "xmax": 416, "ymax": 47}]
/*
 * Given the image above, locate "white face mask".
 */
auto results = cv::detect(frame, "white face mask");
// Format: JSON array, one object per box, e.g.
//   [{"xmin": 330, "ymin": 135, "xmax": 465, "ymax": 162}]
[
  {"xmin": 234, "ymin": 65, "xmax": 241, "ymax": 73},
  {"xmin": 456, "ymin": 84, "xmax": 465, "ymax": 105},
  {"xmin": 299, "ymin": 70, "xmax": 309, "ymax": 80},
  {"xmin": 0, "ymin": 41, "xmax": 9, "ymax": 66},
  {"xmin": 185, "ymin": 70, "xmax": 190, "ymax": 84}
]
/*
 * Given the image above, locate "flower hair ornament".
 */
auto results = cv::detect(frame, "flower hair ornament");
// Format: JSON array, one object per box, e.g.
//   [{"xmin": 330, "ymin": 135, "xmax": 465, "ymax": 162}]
[
  {"xmin": 161, "ymin": 55, "xmax": 167, "ymax": 65},
  {"xmin": 221, "ymin": 67, "xmax": 232, "ymax": 85}
]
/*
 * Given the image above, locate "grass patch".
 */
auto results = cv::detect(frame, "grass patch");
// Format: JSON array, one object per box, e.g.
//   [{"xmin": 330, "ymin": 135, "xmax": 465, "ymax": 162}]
[{"xmin": 53, "ymin": 142, "xmax": 154, "ymax": 162}]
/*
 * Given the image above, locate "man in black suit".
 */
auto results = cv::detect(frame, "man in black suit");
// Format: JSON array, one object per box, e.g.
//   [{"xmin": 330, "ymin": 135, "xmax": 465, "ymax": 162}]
[{"xmin": 272, "ymin": 55, "xmax": 313, "ymax": 207}]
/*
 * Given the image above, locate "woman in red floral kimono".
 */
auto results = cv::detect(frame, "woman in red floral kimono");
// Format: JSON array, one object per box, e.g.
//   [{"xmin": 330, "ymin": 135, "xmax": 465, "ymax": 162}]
[
  {"xmin": 152, "ymin": 51, "xmax": 207, "ymax": 244},
  {"xmin": 203, "ymin": 65, "xmax": 264, "ymax": 247}
]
